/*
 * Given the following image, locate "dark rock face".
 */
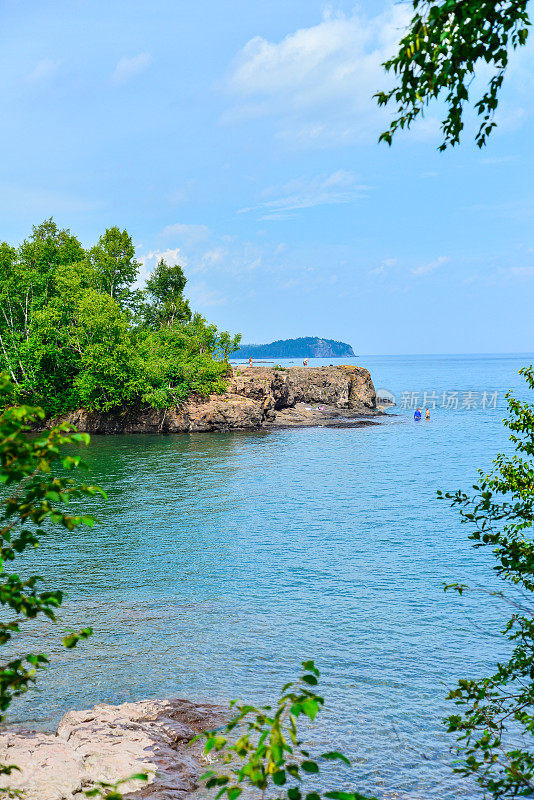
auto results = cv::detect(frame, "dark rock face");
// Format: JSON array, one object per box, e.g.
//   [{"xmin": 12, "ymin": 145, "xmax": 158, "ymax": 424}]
[{"xmin": 53, "ymin": 366, "xmax": 377, "ymax": 434}]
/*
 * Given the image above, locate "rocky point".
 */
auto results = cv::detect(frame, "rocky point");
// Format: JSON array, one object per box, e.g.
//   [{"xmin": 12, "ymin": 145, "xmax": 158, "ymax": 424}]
[{"xmin": 53, "ymin": 365, "xmax": 378, "ymax": 434}]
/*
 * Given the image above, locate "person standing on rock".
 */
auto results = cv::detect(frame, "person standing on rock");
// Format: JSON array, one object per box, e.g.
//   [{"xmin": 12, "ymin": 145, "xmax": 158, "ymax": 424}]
[
  {"xmin": 248, "ymin": 357, "xmax": 253, "ymax": 368},
  {"xmin": 303, "ymin": 358, "xmax": 309, "ymax": 367}
]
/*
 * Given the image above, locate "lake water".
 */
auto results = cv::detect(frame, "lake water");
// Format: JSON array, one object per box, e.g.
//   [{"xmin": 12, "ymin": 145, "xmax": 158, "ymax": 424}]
[{"xmin": 12, "ymin": 353, "xmax": 534, "ymax": 800}]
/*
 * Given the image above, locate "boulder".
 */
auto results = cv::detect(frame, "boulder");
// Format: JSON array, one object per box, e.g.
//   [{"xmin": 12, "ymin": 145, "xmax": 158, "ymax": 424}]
[{"xmin": 0, "ymin": 698, "xmax": 223, "ymax": 800}]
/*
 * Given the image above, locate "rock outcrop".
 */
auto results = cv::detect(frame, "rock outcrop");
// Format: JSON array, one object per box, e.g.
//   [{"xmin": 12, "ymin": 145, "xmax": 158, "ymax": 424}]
[
  {"xmin": 53, "ymin": 365, "xmax": 378, "ymax": 434},
  {"xmin": 0, "ymin": 698, "xmax": 223, "ymax": 800}
]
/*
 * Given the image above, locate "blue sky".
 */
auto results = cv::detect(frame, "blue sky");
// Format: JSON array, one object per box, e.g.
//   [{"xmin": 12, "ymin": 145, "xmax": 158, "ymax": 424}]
[{"xmin": 1, "ymin": 0, "xmax": 533, "ymax": 354}]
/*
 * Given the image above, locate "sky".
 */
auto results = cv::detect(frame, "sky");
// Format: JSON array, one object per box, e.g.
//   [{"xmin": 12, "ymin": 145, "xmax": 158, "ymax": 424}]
[{"xmin": 1, "ymin": 0, "xmax": 533, "ymax": 354}]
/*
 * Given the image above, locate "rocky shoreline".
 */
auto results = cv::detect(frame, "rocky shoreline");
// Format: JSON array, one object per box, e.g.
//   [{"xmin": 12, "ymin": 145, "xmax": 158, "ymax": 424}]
[
  {"xmin": 0, "ymin": 698, "xmax": 224, "ymax": 800},
  {"xmin": 53, "ymin": 365, "xmax": 379, "ymax": 434}
]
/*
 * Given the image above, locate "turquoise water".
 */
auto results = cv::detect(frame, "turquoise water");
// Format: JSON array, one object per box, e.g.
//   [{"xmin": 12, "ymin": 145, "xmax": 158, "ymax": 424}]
[{"xmin": 13, "ymin": 354, "xmax": 534, "ymax": 799}]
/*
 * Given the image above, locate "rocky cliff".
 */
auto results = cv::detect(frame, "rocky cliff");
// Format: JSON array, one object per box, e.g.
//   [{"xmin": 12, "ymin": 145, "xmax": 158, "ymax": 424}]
[{"xmin": 54, "ymin": 365, "xmax": 377, "ymax": 434}]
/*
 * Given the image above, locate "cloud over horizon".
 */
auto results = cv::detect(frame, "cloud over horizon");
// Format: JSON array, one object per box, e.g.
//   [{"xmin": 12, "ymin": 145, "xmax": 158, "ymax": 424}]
[
  {"xmin": 224, "ymin": 5, "xmax": 411, "ymax": 146},
  {"xmin": 239, "ymin": 170, "xmax": 369, "ymax": 219},
  {"xmin": 110, "ymin": 52, "xmax": 152, "ymax": 86}
]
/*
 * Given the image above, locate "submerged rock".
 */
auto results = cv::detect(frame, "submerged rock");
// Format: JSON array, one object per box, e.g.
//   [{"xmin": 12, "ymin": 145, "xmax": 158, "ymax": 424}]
[
  {"xmin": 0, "ymin": 698, "xmax": 223, "ymax": 800},
  {"xmin": 53, "ymin": 365, "xmax": 378, "ymax": 434}
]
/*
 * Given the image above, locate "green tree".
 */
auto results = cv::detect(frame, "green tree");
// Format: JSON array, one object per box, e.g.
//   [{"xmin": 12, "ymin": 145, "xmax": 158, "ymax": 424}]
[
  {"xmin": 70, "ymin": 290, "xmax": 145, "ymax": 412},
  {"xmin": 376, "ymin": 1, "xmax": 531, "ymax": 150},
  {"xmin": 0, "ymin": 243, "xmax": 24, "ymax": 386},
  {"xmin": 144, "ymin": 259, "xmax": 192, "ymax": 328},
  {"xmin": 139, "ymin": 316, "xmax": 233, "ymax": 408},
  {"xmin": 216, "ymin": 330, "xmax": 242, "ymax": 363},
  {"xmin": 18, "ymin": 218, "xmax": 85, "ymax": 301},
  {"xmin": 0, "ymin": 222, "xmax": 86, "ymax": 393},
  {"xmin": 437, "ymin": 366, "xmax": 534, "ymax": 799},
  {"xmin": 0, "ymin": 221, "xmax": 240, "ymax": 416},
  {"xmin": 89, "ymin": 227, "xmax": 139, "ymax": 305}
]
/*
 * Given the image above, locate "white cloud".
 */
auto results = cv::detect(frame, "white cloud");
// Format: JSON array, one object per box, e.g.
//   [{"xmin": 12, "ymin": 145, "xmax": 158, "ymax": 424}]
[
  {"xmin": 503, "ymin": 266, "xmax": 534, "ymax": 278},
  {"xmin": 187, "ymin": 282, "xmax": 228, "ymax": 307},
  {"xmin": 159, "ymin": 222, "xmax": 210, "ymax": 245},
  {"xmin": 137, "ymin": 247, "xmax": 185, "ymax": 284},
  {"xmin": 138, "ymin": 225, "xmax": 266, "ymax": 287},
  {"xmin": 110, "ymin": 52, "xmax": 152, "ymax": 86},
  {"xmin": 200, "ymin": 248, "xmax": 225, "ymax": 267},
  {"xmin": 27, "ymin": 58, "xmax": 61, "ymax": 82},
  {"xmin": 368, "ymin": 257, "xmax": 397, "ymax": 276},
  {"xmin": 480, "ymin": 155, "xmax": 519, "ymax": 166},
  {"xmin": 224, "ymin": 4, "xmax": 411, "ymax": 146},
  {"xmin": 140, "ymin": 247, "xmax": 183, "ymax": 267},
  {"xmin": 412, "ymin": 256, "xmax": 449, "ymax": 277},
  {"xmin": 240, "ymin": 170, "xmax": 369, "ymax": 219}
]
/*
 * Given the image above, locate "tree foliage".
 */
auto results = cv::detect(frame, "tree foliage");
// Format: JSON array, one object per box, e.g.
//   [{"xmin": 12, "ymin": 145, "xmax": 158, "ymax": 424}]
[
  {"xmin": 438, "ymin": 365, "xmax": 534, "ymax": 798},
  {"xmin": 0, "ymin": 220, "xmax": 241, "ymax": 416},
  {"xmin": 376, "ymin": 1, "xmax": 531, "ymax": 150},
  {"xmin": 196, "ymin": 660, "xmax": 376, "ymax": 800}
]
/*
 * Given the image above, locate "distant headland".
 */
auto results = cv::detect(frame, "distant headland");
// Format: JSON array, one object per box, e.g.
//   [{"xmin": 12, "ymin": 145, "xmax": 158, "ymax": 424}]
[{"xmin": 235, "ymin": 337, "xmax": 356, "ymax": 359}]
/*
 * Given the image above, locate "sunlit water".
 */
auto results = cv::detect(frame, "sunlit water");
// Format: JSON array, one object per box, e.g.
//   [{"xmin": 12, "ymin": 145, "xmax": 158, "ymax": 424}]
[{"xmin": 11, "ymin": 353, "xmax": 534, "ymax": 800}]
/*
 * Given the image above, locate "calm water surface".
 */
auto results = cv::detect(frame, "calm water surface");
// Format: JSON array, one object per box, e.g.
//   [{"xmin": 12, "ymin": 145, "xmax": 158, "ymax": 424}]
[{"xmin": 13, "ymin": 353, "xmax": 534, "ymax": 800}]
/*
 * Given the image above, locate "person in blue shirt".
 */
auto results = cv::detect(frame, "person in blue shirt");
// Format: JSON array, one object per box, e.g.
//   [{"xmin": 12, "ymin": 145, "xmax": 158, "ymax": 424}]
[{"xmin": 414, "ymin": 407, "xmax": 422, "ymax": 421}]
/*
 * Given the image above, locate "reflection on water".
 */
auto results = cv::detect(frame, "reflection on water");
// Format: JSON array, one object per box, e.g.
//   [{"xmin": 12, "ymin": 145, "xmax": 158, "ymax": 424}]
[{"xmin": 12, "ymin": 354, "xmax": 534, "ymax": 800}]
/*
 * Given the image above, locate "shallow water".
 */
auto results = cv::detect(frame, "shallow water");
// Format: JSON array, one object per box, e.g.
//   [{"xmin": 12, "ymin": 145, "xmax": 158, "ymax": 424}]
[{"xmin": 12, "ymin": 353, "xmax": 534, "ymax": 799}]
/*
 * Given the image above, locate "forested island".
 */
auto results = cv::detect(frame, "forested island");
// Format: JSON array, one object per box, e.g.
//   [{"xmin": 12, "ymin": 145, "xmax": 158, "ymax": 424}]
[
  {"xmin": 235, "ymin": 337, "xmax": 355, "ymax": 359},
  {"xmin": 0, "ymin": 219, "xmax": 240, "ymax": 416}
]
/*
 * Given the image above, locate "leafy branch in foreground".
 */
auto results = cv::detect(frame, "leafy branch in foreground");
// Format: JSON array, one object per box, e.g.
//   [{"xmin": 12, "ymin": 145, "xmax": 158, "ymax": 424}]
[
  {"xmin": 84, "ymin": 773, "xmax": 149, "ymax": 800},
  {"xmin": 376, "ymin": 1, "xmax": 530, "ymax": 150},
  {"xmin": 438, "ymin": 364, "xmax": 534, "ymax": 799},
  {"xmin": 195, "ymin": 660, "xmax": 376, "ymax": 800},
  {"xmin": 0, "ymin": 373, "xmax": 105, "ymax": 784}
]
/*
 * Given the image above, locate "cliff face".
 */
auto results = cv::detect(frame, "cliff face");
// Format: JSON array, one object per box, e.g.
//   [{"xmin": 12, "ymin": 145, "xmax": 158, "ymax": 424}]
[
  {"xmin": 232, "ymin": 365, "xmax": 375, "ymax": 412},
  {"xmin": 54, "ymin": 365, "xmax": 377, "ymax": 434}
]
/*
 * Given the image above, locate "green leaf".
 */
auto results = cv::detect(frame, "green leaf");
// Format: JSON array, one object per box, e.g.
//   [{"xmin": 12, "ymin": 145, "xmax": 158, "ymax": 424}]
[
  {"xmin": 325, "ymin": 794, "xmax": 378, "ymax": 800},
  {"xmin": 320, "ymin": 751, "xmax": 351, "ymax": 766},
  {"xmin": 301, "ymin": 699, "xmax": 319, "ymax": 720},
  {"xmin": 301, "ymin": 761, "xmax": 319, "ymax": 774}
]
